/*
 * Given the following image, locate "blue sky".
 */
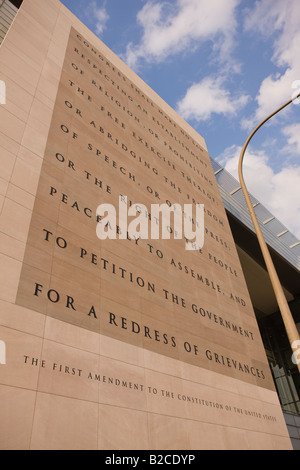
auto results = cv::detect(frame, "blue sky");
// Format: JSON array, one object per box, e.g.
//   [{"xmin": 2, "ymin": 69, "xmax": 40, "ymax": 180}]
[{"xmin": 61, "ymin": 0, "xmax": 300, "ymax": 238}]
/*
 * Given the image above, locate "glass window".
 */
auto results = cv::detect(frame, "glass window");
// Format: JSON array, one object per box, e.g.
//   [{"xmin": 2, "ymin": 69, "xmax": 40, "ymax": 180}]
[{"xmin": 258, "ymin": 309, "xmax": 300, "ymax": 415}]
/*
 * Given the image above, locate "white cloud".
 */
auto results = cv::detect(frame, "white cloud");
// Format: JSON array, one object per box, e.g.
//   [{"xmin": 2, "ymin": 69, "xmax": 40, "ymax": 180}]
[
  {"xmin": 125, "ymin": 0, "xmax": 240, "ymax": 68},
  {"xmin": 243, "ymin": 0, "xmax": 300, "ymax": 128},
  {"xmin": 283, "ymin": 124, "xmax": 300, "ymax": 156},
  {"xmin": 177, "ymin": 76, "xmax": 249, "ymax": 122},
  {"xmin": 87, "ymin": 1, "xmax": 109, "ymax": 35},
  {"xmin": 218, "ymin": 145, "xmax": 300, "ymax": 239},
  {"xmin": 237, "ymin": 0, "xmax": 300, "ymax": 240}
]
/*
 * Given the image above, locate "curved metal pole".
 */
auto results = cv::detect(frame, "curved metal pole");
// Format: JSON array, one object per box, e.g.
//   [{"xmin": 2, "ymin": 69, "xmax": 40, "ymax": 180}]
[{"xmin": 238, "ymin": 93, "xmax": 300, "ymax": 375}]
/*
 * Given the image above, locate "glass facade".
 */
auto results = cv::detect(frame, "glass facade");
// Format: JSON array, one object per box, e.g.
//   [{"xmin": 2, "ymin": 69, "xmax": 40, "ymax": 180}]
[
  {"xmin": 258, "ymin": 301, "xmax": 300, "ymax": 415},
  {"xmin": 211, "ymin": 155, "xmax": 300, "ymax": 448},
  {"xmin": 0, "ymin": 0, "xmax": 20, "ymax": 45},
  {"xmin": 210, "ymin": 155, "xmax": 300, "ymax": 420}
]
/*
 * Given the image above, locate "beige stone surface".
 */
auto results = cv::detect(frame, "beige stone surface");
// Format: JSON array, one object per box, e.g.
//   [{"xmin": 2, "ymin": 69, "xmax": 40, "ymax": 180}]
[
  {"xmin": 0, "ymin": 0, "xmax": 293, "ymax": 450},
  {"xmin": 0, "ymin": 385, "xmax": 36, "ymax": 450},
  {"xmin": 30, "ymin": 392, "xmax": 99, "ymax": 450}
]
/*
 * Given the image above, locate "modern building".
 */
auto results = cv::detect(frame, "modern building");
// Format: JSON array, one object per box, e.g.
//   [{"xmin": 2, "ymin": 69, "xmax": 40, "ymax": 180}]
[
  {"xmin": 0, "ymin": 0, "xmax": 299, "ymax": 450},
  {"xmin": 211, "ymin": 157, "xmax": 300, "ymax": 449}
]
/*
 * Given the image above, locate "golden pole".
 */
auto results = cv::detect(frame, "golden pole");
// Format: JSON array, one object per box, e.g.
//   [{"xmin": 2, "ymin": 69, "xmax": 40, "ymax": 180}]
[{"xmin": 238, "ymin": 92, "xmax": 300, "ymax": 374}]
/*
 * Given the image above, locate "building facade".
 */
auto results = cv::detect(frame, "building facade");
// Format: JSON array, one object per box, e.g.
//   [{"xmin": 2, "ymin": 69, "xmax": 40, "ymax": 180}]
[
  {"xmin": 0, "ymin": 0, "xmax": 298, "ymax": 450},
  {"xmin": 211, "ymin": 158, "xmax": 300, "ymax": 449}
]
